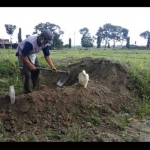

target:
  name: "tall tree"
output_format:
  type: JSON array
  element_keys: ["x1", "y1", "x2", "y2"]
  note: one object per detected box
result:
[
  {"x1": 33, "y1": 22, "x2": 64, "y2": 49},
  {"x1": 140, "y1": 31, "x2": 150, "y2": 49},
  {"x1": 81, "y1": 33, "x2": 93, "y2": 48},
  {"x1": 26, "y1": 35, "x2": 30, "y2": 38},
  {"x1": 69, "y1": 38, "x2": 71, "y2": 48},
  {"x1": 79, "y1": 27, "x2": 93, "y2": 48},
  {"x1": 119, "y1": 28, "x2": 129, "y2": 46},
  {"x1": 109, "y1": 25, "x2": 129, "y2": 49},
  {"x1": 79, "y1": 27, "x2": 89, "y2": 35},
  {"x1": 110, "y1": 25, "x2": 122, "y2": 49},
  {"x1": 4, "y1": 24, "x2": 16, "y2": 48},
  {"x1": 95, "y1": 24, "x2": 128, "y2": 49},
  {"x1": 95, "y1": 27, "x2": 104, "y2": 48},
  {"x1": 34, "y1": 22, "x2": 60, "y2": 34},
  {"x1": 126, "y1": 37, "x2": 130, "y2": 49},
  {"x1": 18, "y1": 28, "x2": 22, "y2": 43},
  {"x1": 102, "y1": 23, "x2": 112, "y2": 48}
]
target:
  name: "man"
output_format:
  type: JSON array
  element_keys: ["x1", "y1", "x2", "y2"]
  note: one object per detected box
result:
[{"x1": 16, "y1": 29, "x2": 57, "y2": 94}]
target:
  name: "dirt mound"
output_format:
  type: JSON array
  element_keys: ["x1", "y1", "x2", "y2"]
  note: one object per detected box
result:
[{"x1": 0, "y1": 57, "x2": 137, "y2": 142}]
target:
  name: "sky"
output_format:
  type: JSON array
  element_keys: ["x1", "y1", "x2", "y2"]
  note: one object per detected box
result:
[{"x1": 0, "y1": 7, "x2": 150, "y2": 46}]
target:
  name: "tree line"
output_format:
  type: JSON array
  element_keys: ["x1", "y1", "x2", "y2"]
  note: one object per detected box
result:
[{"x1": 3, "y1": 22, "x2": 150, "y2": 50}]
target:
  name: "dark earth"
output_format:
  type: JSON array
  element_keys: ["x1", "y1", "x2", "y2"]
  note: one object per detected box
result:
[{"x1": 0, "y1": 57, "x2": 150, "y2": 142}]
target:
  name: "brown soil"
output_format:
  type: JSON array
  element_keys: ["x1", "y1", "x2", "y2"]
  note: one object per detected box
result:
[{"x1": 0, "y1": 57, "x2": 149, "y2": 142}]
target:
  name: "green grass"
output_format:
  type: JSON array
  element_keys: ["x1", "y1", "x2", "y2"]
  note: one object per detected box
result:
[{"x1": 109, "y1": 114, "x2": 131, "y2": 131}]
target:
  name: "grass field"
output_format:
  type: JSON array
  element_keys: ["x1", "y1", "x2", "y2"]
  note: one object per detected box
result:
[{"x1": 1, "y1": 48, "x2": 150, "y2": 65}]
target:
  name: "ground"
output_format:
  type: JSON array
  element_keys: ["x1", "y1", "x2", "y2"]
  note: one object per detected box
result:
[{"x1": 0, "y1": 57, "x2": 150, "y2": 142}]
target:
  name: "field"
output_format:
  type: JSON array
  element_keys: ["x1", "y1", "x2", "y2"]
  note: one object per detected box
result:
[{"x1": 0, "y1": 48, "x2": 150, "y2": 142}]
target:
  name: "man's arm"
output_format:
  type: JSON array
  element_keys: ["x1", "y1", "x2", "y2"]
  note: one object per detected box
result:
[
  {"x1": 42, "y1": 46, "x2": 57, "y2": 72},
  {"x1": 20, "y1": 53, "x2": 36, "y2": 70},
  {"x1": 20, "y1": 42, "x2": 36, "y2": 70},
  {"x1": 44, "y1": 55, "x2": 56, "y2": 71}
]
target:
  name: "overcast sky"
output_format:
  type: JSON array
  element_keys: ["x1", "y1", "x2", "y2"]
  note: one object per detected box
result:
[{"x1": 0, "y1": 7, "x2": 150, "y2": 46}]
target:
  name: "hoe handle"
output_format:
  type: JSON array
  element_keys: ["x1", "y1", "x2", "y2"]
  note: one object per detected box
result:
[{"x1": 20, "y1": 67, "x2": 70, "y2": 74}]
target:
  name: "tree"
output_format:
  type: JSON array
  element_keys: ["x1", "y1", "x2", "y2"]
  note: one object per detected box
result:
[
  {"x1": 126, "y1": 37, "x2": 130, "y2": 49},
  {"x1": 107, "y1": 42, "x2": 110, "y2": 48},
  {"x1": 81, "y1": 33, "x2": 93, "y2": 48},
  {"x1": 64, "y1": 44, "x2": 69, "y2": 48},
  {"x1": 79, "y1": 27, "x2": 89, "y2": 35},
  {"x1": 109, "y1": 25, "x2": 129, "y2": 49},
  {"x1": 69, "y1": 38, "x2": 71, "y2": 49},
  {"x1": 58, "y1": 30, "x2": 64, "y2": 50},
  {"x1": 119, "y1": 28, "x2": 129, "y2": 46},
  {"x1": 34, "y1": 22, "x2": 50, "y2": 34},
  {"x1": 79, "y1": 27, "x2": 94, "y2": 48},
  {"x1": 102, "y1": 23, "x2": 112, "y2": 49},
  {"x1": 26, "y1": 35, "x2": 30, "y2": 38},
  {"x1": 140, "y1": 31, "x2": 150, "y2": 49},
  {"x1": 34, "y1": 22, "x2": 60, "y2": 34},
  {"x1": 95, "y1": 27, "x2": 104, "y2": 48},
  {"x1": 109, "y1": 25, "x2": 122, "y2": 49},
  {"x1": 4, "y1": 24, "x2": 16, "y2": 48},
  {"x1": 18, "y1": 28, "x2": 22, "y2": 43},
  {"x1": 51, "y1": 32, "x2": 63, "y2": 50},
  {"x1": 33, "y1": 22, "x2": 64, "y2": 50}
]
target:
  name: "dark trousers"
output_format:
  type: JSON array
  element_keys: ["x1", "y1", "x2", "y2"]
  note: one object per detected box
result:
[{"x1": 18, "y1": 55, "x2": 40, "y2": 92}]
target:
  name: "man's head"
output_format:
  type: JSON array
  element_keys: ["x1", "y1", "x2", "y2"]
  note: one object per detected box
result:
[{"x1": 39, "y1": 29, "x2": 53, "y2": 45}]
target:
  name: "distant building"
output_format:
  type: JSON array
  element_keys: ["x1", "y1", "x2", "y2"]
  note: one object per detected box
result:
[
  {"x1": 0, "y1": 38, "x2": 10, "y2": 44},
  {"x1": 0, "y1": 38, "x2": 10, "y2": 49}
]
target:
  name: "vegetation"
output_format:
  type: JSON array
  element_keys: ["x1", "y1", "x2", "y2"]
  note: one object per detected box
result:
[
  {"x1": 140, "y1": 31, "x2": 150, "y2": 49},
  {"x1": 2, "y1": 21, "x2": 150, "y2": 51},
  {"x1": 18, "y1": 28, "x2": 22, "y2": 43},
  {"x1": 26, "y1": 35, "x2": 30, "y2": 38},
  {"x1": 4, "y1": 24, "x2": 16, "y2": 47},
  {"x1": 33, "y1": 22, "x2": 64, "y2": 50},
  {"x1": 93, "y1": 23, "x2": 129, "y2": 49},
  {"x1": 69, "y1": 38, "x2": 71, "y2": 49},
  {"x1": 79, "y1": 27, "x2": 94, "y2": 48}
]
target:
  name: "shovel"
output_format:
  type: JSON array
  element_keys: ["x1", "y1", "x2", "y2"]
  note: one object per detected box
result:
[{"x1": 20, "y1": 67, "x2": 70, "y2": 87}]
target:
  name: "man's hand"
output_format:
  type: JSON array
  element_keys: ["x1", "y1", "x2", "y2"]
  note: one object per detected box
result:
[
  {"x1": 51, "y1": 66, "x2": 57, "y2": 72},
  {"x1": 29, "y1": 65, "x2": 36, "y2": 71},
  {"x1": 20, "y1": 53, "x2": 37, "y2": 71},
  {"x1": 44, "y1": 55, "x2": 57, "y2": 72}
]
